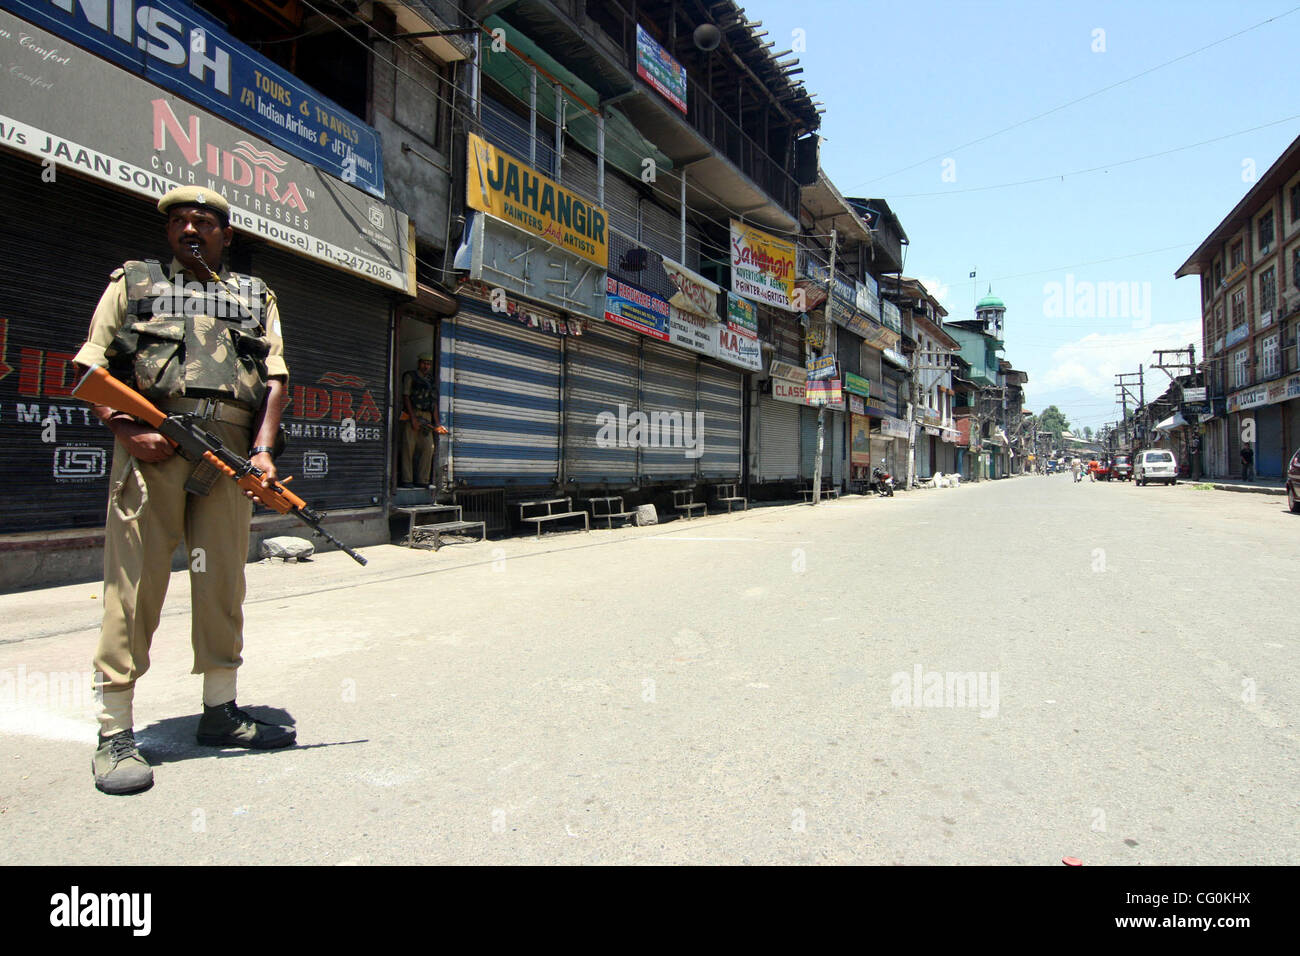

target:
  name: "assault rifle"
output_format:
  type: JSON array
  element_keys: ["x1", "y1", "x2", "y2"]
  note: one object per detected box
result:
[{"x1": 73, "y1": 366, "x2": 367, "y2": 566}]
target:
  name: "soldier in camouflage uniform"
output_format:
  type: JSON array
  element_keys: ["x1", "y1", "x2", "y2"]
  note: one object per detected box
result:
[
  {"x1": 400, "y1": 352, "x2": 438, "y2": 486},
  {"x1": 74, "y1": 187, "x2": 295, "y2": 795}
]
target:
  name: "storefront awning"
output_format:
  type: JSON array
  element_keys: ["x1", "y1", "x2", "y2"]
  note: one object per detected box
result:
[{"x1": 1155, "y1": 412, "x2": 1189, "y2": 431}]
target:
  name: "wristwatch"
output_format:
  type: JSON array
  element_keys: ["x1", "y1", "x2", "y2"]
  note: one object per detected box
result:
[{"x1": 249, "y1": 446, "x2": 276, "y2": 457}]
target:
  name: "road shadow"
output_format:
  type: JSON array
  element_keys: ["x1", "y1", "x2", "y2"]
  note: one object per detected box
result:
[{"x1": 136, "y1": 707, "x2": 367, "y2": 765}]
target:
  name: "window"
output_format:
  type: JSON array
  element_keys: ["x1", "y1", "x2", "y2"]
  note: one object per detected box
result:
[
  {"x1": 1259, "y1": 210, "x2": 1275, "y2": 252},
  {"x1": 1213, "y1": 258, "x2": 1224, "y2": 287},
  {"x1": 1231, "y1": 287, "x2": 1246, "y2": 328},
  {"x1": 1259, "y1": 266, "x2": 1276, "y2": 325},
  {"x1": 1230, "y1": 239, "x2": 1244, "y2": 269},
  {"x1": 1214, "y1": 301, "x2": 1225, "y2": 344},
  {"x1": 1292, "y1": 182, "x2": 1300, "y2": 227},
  {"x1": 1233, "y1": 348, "x2": 1250, "y2": 389},
  {"x1": 1293, "y1": 246, "x2": 1300, "y2": 293},
  {"x1": 1261, "y1": 333, "x2": 1280, "y2": 379}
]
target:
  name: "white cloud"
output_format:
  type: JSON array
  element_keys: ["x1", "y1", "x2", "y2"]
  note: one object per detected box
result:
[
  {"x1": 1038, "y1": 320, "x2": 1202, "y2": 403},
  {"x1": 910, "y1": 274, "x2": 954, "y2": 316}
]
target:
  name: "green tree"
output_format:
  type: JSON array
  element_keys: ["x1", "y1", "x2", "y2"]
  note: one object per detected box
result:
[
  {"x1": 1083, "y1": 426, "x2": 1093, "y2": 440},
  {"x1": 1038, "y1": 405, "x2": 1071, "y2": 449}
]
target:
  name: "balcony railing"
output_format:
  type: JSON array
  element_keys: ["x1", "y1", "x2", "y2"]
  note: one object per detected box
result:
[{"x1": 595, "y1": 3, "x2": 801, "y2": 219}]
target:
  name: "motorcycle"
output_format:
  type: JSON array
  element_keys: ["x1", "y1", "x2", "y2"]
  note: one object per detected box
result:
[{"x1": 871, "y1": 466, "x2": 895, "y2": 497}]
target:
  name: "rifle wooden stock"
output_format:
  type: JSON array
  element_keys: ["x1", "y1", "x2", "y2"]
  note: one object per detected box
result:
[{"x1": 72, "y1": 365, "x2": 367, "y2": 565}]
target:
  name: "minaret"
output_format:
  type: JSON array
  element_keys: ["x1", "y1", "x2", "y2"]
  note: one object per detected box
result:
[{"x1": 975, "y1": 285, "x2": 1005, "y2": 342}]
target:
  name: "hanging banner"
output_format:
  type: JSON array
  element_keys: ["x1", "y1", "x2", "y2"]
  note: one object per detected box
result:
[
  {"x1": 466, "y1": 132, "x2": 608, "y2": 267},
  {"x1": 731, "y1": 220, "x2": 797, "y2": 311},
  {"x1": 636, "y1": 23, "x2": 687, "y2": 113},
  {"x1": 807, "y1": 355, "x2": 838, "y2": 380},
  {"x1": 604, "y1": 276, "x2": 669, "y2": 340},
  {"x1": 662, "y1": 257, "x2": 719, "y2": 318},
  {"x1": 843, "y1": 372, "x2": 871, "y2": 397},
  {"x1": 5, "y1": 0, "x2": 385, "y2": 197},
  {"x1": 805, "y1": 378, "x2": 843, "y2": 406}
]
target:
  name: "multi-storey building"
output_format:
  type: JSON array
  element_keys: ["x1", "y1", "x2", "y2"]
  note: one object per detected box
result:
[{"x1": 1175, "y1": 133, "x2": 1300, "y2": 479}]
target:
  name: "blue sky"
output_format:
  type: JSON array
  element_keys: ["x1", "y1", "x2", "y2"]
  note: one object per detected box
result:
[{"x1": 749, "y1": 0, "x2": 1300, "y2": 432}]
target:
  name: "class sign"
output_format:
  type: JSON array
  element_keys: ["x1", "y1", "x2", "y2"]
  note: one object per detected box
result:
[{"x1": 466, "y1": 133, "x2": 608, "y2": 268}]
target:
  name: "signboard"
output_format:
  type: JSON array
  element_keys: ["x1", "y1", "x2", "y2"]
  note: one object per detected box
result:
[
  {"x1": 1225, "y1": 324, "x2": 1249, "y2": 348},
  {"x1": 662, "y1": 258, "x2": 719, "y2": 319},
  {"x1": 635, "y1": 23, "x2": 687, "y2": 113},
  {"x1": 881, "y1": 299, "x2": 901, "y2": 333},
  {"x1": 770, "y1": 359, "x2": 804, "y2": 383},
  {"x1": 772, "y1": 378, "x2": 807, "y2": 404},
  {"x1": 879, "y1": 416, "x2": 909, "y2": 439},
  {"x1": 805, "y1": 378, "x2": 842, "y2": 406},
  {"x1": 0, "y1": 8, "x2": 412, "y2": 291},
  {"x1": 5, "y1": 0, "x2": 385, "y2": 197},
  {"x1": 1182, "y1": 387, "x2": 1207, "y2": 403},
  {"x1": 730, "y1": 220, "x2": 797, "y2": 311},
  {"x1": 667, "y1": 306, "x2": 713, "y2": 354},
  {"x1": 727, "y1": 293, "x2": 758, "y2": 334},
  {"x1": 717, "y1": 295, "x2": 760, "y2": 371},
  {"x1": 857, "y1": 273, "x2": 880, "y2": 319},
  {"x1": 848, "y1": 394, "x2": 866, "y2": 415},
  {"x1": 1227, "y1": 385, "x2": 1268, "y2": 413},
  {"x1": 605, "y1": 276, "x2": 669, "y2": 339},
  {"x1": 843, "y1": 372, "x2": 871, "y2": 397},
  {"x1": 862, "y1": 325, "x2": 900, "y2": 351},
  {"x1": 806, "y1": 354, "x2": 837, "y2": 380},
  {"x1": 456, "y1": 213, "x2": 604, "y2": 319},
  {"x1": 467, "y1": 133, "x2": 608, "y2": 267},
  {"x1": 882, "y1": 347, "x2": 909, "y2": 369},
  {"x1": 851, "y1": 413, "x2": 872, "y2": 466}
]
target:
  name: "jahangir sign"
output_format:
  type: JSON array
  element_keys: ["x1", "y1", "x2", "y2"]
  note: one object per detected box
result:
[
  {"x1": 467, "y1": 133, "x2": 608, "y2": 268},
  {"x1": 0, "y1": 8, "x2": 412, "y2": 291},
  {"x1": 730, "y1": 220, "x2": 797, "y2": 312}
]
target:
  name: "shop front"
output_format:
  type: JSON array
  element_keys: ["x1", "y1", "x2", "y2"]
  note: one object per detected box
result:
[{"x1": 0, "y1": 5, "x2": 413, "y2": 587}]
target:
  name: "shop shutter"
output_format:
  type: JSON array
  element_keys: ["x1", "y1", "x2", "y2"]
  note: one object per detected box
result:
[
  {"x1": 768, "y1": 310, "x2": 803, "y2": 365},
  {"x1": 481, "y1": 95, "x2": 555, "y2": 176},
  {"x1": 697, "y1": 358, "x2": 742, "y2": 479},
  {"x1": 800, "y1": 405, "x2": 835, "y2": 480},
  {"x1": 640, "y1": 199, "x2": 681, "y2": 265},
  {"x1": 1257, "y1": 404, "x2": 1284, "y2": 477},
  {"x1": 640, "y1": 340, "x2": 698, "y2": 481},
  {"x1": 604, "y1": 173, "x2": 641, "y2": 240},
  {"x1": 564, "y1": 321, "x2": 639, "y2": 483},
  {"x1": 249, "y1": 246, "x2": 393, "y2": 514},
  {"x1": 837, "y1": 327, "x2": 862, "y2": 377},
  {"x1": 0, "y1": 151, "x2": 159, "y2": 534},
  {"x1": 756, "y1": 396, "x2": 800, "y2": 481},
  {"x1": 444, "y1": 301, "x2": 562, "y2": 486}
]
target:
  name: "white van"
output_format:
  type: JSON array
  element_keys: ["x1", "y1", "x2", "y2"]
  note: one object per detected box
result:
[{"x1": 1135, "y1": 449, "x2": 1177, "y2": 486}]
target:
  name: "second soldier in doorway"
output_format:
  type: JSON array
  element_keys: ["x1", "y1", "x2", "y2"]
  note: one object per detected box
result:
[{"x1": 401, "y1": 352, "x2": 440, "y2": 486}]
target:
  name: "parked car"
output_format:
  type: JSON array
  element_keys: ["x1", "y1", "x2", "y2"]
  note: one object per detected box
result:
[
  {"x1": 1111, "y1": 454, "x2": 1133, "y2": 481},
  {"x1": 1135, "y1": 449, "x2": 1178, "y2": 486},
  {"x1": 1287, "y1": 448, "x2": 1300, "y2": 514}
]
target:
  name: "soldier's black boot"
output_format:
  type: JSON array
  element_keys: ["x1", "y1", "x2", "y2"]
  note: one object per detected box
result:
[
  {"x1": 196, "y1": 701, "x2": 296, "y2": 749},
  {"x1": 93, "y1": 730, "x2": 154, "y2": 795}
]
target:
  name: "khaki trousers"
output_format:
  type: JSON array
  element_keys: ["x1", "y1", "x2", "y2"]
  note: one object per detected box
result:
[
  {"x1": 401, "y1": 415, "x2": 435, "y2": 485},
  {"x1": 94, "y1": 420, "x2": 253, "y2": 692}
]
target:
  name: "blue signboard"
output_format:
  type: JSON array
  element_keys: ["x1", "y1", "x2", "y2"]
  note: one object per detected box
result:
[
  {"x1": 605, "y1": 276, "x2": 670, "y2": 340},
  {"x1": 3, "y1": 0, "x2": 384, "y2": 197}
]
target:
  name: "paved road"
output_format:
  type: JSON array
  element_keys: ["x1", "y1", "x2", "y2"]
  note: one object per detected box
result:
[{"x1": 2, "y1": 476, "x2": 1296, "y2": 864}]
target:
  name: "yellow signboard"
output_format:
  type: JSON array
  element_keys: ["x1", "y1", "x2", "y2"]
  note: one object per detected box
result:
[
  {"x1": 466, "y1": 133, "x2": 609, "y2": 268},
  {"x1": 730, "y1": 219, "x2": 797, "y2": 311}
]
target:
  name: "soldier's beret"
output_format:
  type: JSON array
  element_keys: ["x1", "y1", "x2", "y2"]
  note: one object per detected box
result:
[
  {"x1": 158, "y1": 186, "x2": 230, "y2": 223},
  {"x1": 418, "y1": 352, "x2": 434, "y2": 362}
]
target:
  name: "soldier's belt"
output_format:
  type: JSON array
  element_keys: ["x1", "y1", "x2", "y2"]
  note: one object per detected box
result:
[{"x1": 156, "y1": 397, "x2": 254, "y2": 427}]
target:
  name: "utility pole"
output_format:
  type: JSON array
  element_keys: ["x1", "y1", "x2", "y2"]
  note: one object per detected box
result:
[
  {"x1": 811, "y1": 227, "x2": 836, "y2": 505},
  {"x1": 1116, "y1": 369, "x2": 1145, "y2": 451},
  {"x1": 1152, "y1": 343, "x2": 1199, "y2": 477}
]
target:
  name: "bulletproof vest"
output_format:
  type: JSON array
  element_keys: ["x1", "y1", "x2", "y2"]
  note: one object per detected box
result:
[
  {"x1": 105, "y1": 259, "x2": 273, "y2": 407},
  {"x1": 406, "y1": 370, "x2": 436, "y2": 413}
]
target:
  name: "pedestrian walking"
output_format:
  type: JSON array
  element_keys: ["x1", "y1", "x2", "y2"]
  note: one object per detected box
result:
[{"x1": 74, "y1": 187, "x2": 296, "y2": 796}]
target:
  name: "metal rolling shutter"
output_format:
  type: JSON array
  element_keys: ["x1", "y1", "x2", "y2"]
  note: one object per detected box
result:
[
  {"x1": 1257, "y1": 404, "x2": 1284, "y2": 477},
  {"x1": 837, "y1": 327, "x2": 862, "y2": 377},
  {"x1": 767, "y1": 309, "x2": 803, "y2": 364},
  {"x1": 0, "y1": 151, "x2": 158, "y2": 534},
  {"x1": 756, "y1": 396, "x2": 800, "y2": 481},
  {"x1": 832, "y1": 410, "x2": 845, "y2": 485},
  {"x1": 564, "y1": 321, "x2": 639, "y2": 483},
  {"x1": 697, "y1": 358, "x2": 742, "y2": 479},
  {"x1": 481, "y1": 95, "x2": 556, "y2": 177},
  {"x1": 641, "y1": 199, "x2": 681, "y2": 265},
  {"x1": 800, "y1": 405, "x2": 835, "y2": 479},
  {"x1": 444, "y1": 302, "x2": 562, "y2": 486},
  {"x1": 640, "y1": 340, "x2": 698, "y2": 481},
  {"x1": 250, "y1": 246, "x2": 392, "y2": 513},
  {"x1": 604, "y1": 174, "x2": 641, "y2": 240}
]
